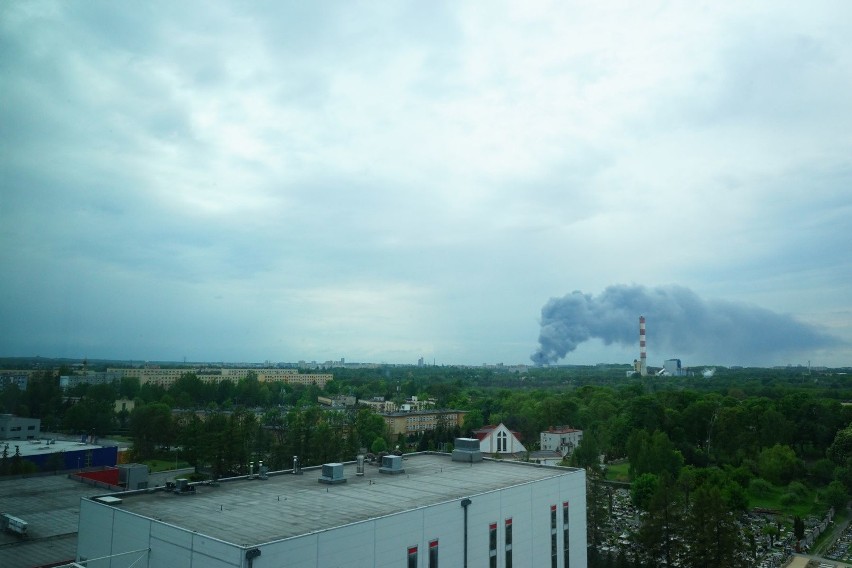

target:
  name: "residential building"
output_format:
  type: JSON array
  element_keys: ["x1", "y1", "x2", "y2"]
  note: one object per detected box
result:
[
  {"x1": 75, "y1": 447, "x2": 587, "y2": 567},
  {"x1": 317, "y1": 395, "x2": 356, "y2": 408},
  {"x1": 399, "y1": 396, "x2": 436, "y2": 412},
  {"x1": 0, "y1": 371, "x2": 29, "y2": 391},
  {"x1": 361, "y1": 397, "x2": 398, "y2": 413},
  {"x1": 382, "y1": 410, "x2": 467, "y2": 436},
  {"x1": 105, "y1": 367, "x2": 331, "y2": 389},
  {"x1": 114, "y1": 398, "x2": 136, "y2": 414},
  {"x1": 541, "y1": 426, "x2": 584, "y2": 459}
]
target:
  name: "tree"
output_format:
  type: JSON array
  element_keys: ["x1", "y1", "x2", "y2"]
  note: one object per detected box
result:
[
  {"x1": 0, "y1": 383, "x2": 23, "y2": 414},
  {"x1": 793, "y1": 515, "x2": 805, "y2": 544},
  {"x1": 129, "y1": 403, "x2": 173, "y2": 460},
  {"x1": 635, "y1": 473, "x2": 682, "y2": 567},
  {"x1": 119, "y1": 377, "x2": 141, "y2": 400},
  {"x1": 462, "y1": 409, "x2": 484, "y2": 433},
  {"x1": 628, "y1": 430, "x2": 683, "y2": 480},
  {"x1": 682, "y1": 484, "x2": 749, "y2": 568},
  {"x1": 631, "y1": 473, "x2": 659, "y2": 510},
  {"x1": 758, "y1": 444, "x2": 802, "y2": 486},
  {"x1": 371, "y1": 437, "x2": 388, "y2": 454},
  {"x1": 824, "y1": 480, "x2": 848, "y2": 510},
  {"x1": 355, "y1": 408, "x2": 386, "y2": 451}
]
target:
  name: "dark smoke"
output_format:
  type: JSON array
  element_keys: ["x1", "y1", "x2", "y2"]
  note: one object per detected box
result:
[{"x1": 531, "y1": 284, "x2": 842, "y2": 365}]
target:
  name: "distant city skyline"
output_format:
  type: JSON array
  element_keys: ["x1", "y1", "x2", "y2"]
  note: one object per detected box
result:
[{"x1": 2, "y1": 2, "x2": 850, "y2": 368}]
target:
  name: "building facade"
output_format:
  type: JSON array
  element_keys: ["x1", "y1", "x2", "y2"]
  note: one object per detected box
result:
[
  {"x1": 541, "y1": 427, "x2": 584, "y2": 458},
  {"x1": 0, "y1": 414, "x2": 40, "y2": 440},
  {"x1": 473, "y1": 423, "x2": 527, "y2": 457},
  {"x1": 76, "y1": 450, "x2": 586, "y2": 568},
  {"x1": 105, "y1": 367, "x2": 332, "y2": 389},
  {"x1": 0, "y1": 371, "x2": 30, "y2": 391},
  {"x1": 382, "y1": 410, "x2": 467, "y2": 436}
]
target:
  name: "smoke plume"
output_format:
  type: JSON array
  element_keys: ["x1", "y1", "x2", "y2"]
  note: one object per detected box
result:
[{"x1": 531, "y1": 284, "x2": 841, "y2": 365}]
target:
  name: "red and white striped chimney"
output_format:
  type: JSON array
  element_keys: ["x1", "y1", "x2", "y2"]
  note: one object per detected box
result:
[{"x1": 639, "y1": 315, "x2": 647, "y2": 376}]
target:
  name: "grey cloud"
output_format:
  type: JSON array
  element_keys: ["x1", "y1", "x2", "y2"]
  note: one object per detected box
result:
[{"x1": 531, "y1": 284, "x2": 844, "y2": 366}]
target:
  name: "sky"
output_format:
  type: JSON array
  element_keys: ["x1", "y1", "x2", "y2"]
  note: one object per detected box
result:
[{"x1": 1, "y1": 1, "x2": 851, "y2": 368}]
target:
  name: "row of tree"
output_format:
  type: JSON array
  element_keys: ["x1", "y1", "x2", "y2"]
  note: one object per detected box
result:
[{"x1": 4, "y1": 363, "x2": 852, "y2": 566}]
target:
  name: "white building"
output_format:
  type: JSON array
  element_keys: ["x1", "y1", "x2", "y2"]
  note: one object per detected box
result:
[
  {"x1": 75, "y1": 443, "x2": 586, "y2": 568},
  {"x1": 473, "y1": 423, "x2": 528, "y2": 457},
  {"x1": 663, "y1": 359, "x2": 685, "y2": 377},
  {"x1": 0, "y1": 414, "x2": 40, "y2": 440},
  {"x1": 541, "y1": 426, "x2": 584, "y2": 458}
]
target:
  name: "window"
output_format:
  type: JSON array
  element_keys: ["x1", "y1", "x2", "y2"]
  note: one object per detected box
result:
[
  {"x1": 489, "y1": 522, "x2": 498, "y2": 568},
  {"x1": 563, "y1": 501, "x2": 570, "y2": 567},
  {"x1": 407, "y1": 545, "x2": 417, "y2": 568},
  {"x1": 550, "y1": 505, "x2": 557, "y2": 568},
  {"x1": 429, "y1": 539, "x2": 438, "y2": 568},
  {"x1": 505, "y1": 518, "x2": 513, "y2": 568},
  {"x1": 497, "y1": 430, "x2": 507, "y2": 452}
]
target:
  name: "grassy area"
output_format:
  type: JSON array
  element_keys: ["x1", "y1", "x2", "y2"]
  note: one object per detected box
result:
[
  {"x1": 143, "y1": 459, "x2": 192, "y2": 473},
  {"x1": 747, "y1": 482, "x2": 826, "y2": 518},
  {"x1": 606, "y1": 462, "x2": 630, "y2": 483},
  {"x1": 108, "y1": 434, "x2": 133, "y2": 443}
]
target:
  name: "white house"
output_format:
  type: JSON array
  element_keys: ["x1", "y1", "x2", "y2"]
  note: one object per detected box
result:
[
  {"x1": 473, "y1": 423, "x2": 527, "y2": 457},
  {"x1": 541, "y1": 426, "x2": 584, "y2": 458}
]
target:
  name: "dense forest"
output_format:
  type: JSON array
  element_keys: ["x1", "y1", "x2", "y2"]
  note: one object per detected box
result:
[{"x1": 3, "y1": 363, "x2": 852, "y2": 566}]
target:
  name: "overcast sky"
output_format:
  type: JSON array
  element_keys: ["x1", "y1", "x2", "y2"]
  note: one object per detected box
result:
[{"x1": 2, "y1": 1, "x2": 850, "y2": 367}]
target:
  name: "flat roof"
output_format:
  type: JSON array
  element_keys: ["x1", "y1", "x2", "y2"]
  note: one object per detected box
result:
[
  {"x1": 2, "y1": 439, "x2": 108, "y2": 457},
  {"x1": 91, "y1": 453, "x2": 581, "y2": 547},
  {"x1": 0, "y1": 474, "x2": 106, "y2": 568},
  {"x1": 381, "y1": 409, "x2": 466, "y2": 416}
]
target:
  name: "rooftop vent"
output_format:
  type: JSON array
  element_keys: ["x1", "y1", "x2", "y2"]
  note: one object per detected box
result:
[
  {"x1": 173, "y1": 478, "x2": 196, "y2": 495},
  {"x1": 318, "y1": 463, "x2": 347, "y2": 485},
  {"x1": 452, "y1": 437, "x2": 483, "y2": 463},
  {"x1": 95, "y1": 496, "x2": 123, "y2": 505},
  {"x1": 379, "y1": 454, "x2": 405, "y2": 475}
]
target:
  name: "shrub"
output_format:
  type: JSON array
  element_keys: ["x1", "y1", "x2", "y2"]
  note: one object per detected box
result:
[{"x1": 748, "y1": 477, "x2": 774, "y2": 498}]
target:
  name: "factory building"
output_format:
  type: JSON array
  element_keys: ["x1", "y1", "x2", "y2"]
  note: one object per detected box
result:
[
  {"x1": 0, "y1": 414, "x2": 40, "y2": 440},
  {"x1": 75, "y1": 442, "x2": 587, "y2": 568},
  {"x1": 5, "y1": 438, "x2": 118, "y2": 471},
  {"x1": 663, "y1": 358, "x2": 686, "y2": 377}
]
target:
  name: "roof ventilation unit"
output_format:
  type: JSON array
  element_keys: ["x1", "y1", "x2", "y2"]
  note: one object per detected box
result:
[
  {"x1": 379, "y1": 454, "x2": 405, "y2": 475},
  {"x1": 452, "y1": 437, "x2": 483, "y2": 463},
  {"x1": 318, "y1": 463, "x2": 347, "y2": 485},
  {"x1": 173, "y1": 478, "x2": 196, "y2": 495}
]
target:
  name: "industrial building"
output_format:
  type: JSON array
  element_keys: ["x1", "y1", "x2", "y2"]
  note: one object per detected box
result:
[
  {"x1": 6, "y1": 437, "x2": 118, "y2": 471},
  {"x1": 75, "y1": 442, "x2": 587, "y2": 568},
  {"x1": 663, "y1": 358, "x2": 686, "y2": 377},
  {"x1": 0, "y1": 414, "x2": 40, "y2": 440}
]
